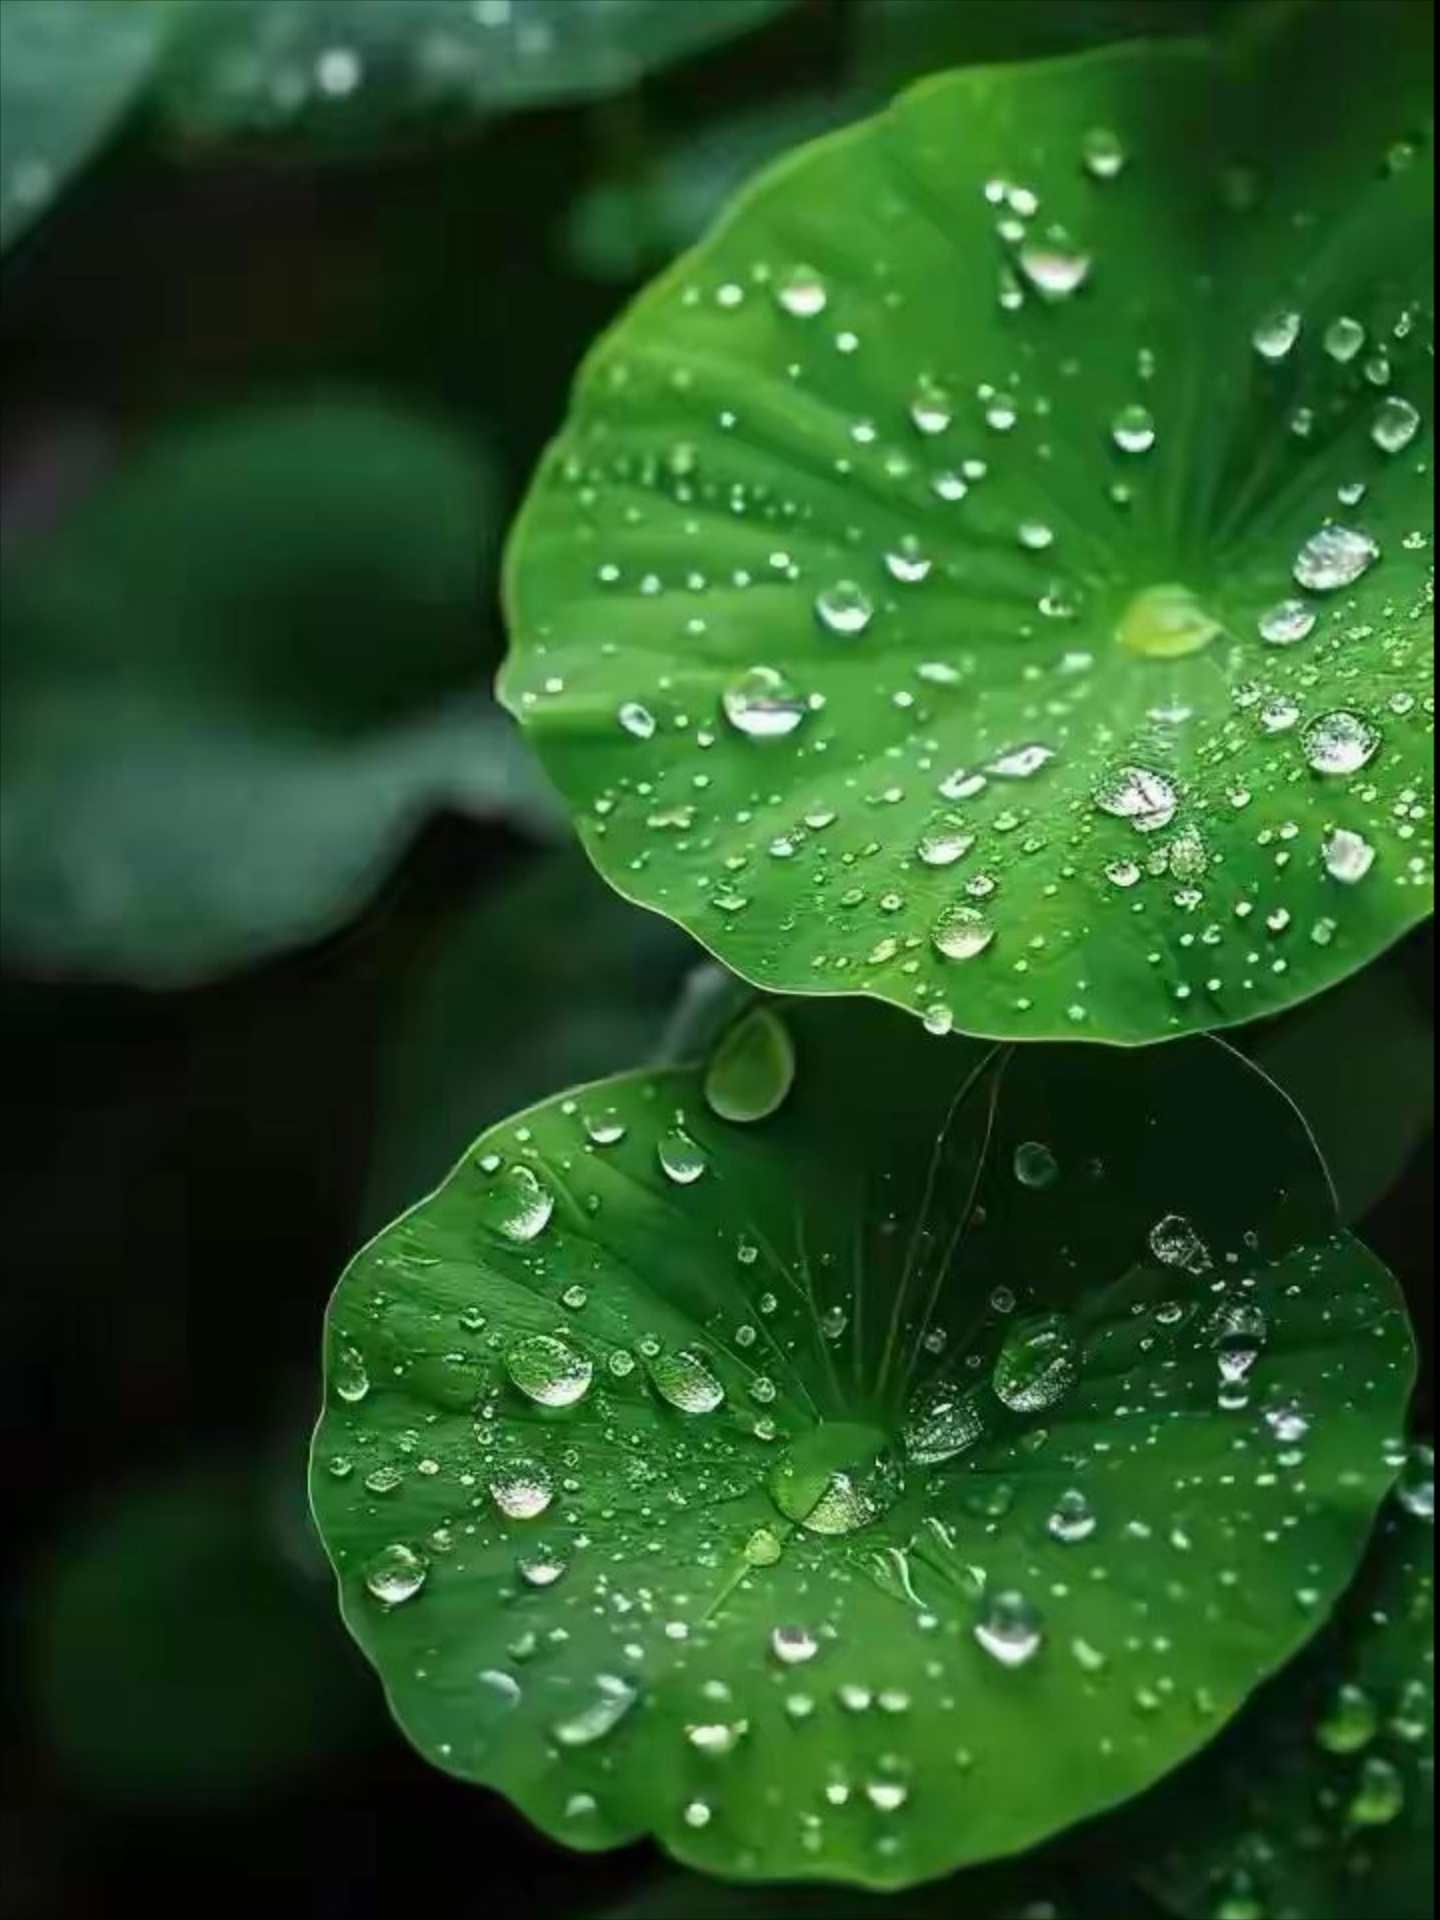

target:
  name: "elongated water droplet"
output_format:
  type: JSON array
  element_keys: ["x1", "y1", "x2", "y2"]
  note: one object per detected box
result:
[
  {"x1": 1324, "y1": 827, "x2": 1377, "y2": 884},
  {"x1": 552, "y1": 1676, "x2": 639, "y2": 1749},
  {"x1": 1095, "y1": 765, "x2": 1179, "y2": 833},
  {"x1": 723, "y1": 666, "x2": 807, "y2": 740},
  {"x1": 705, "y1": 1009, "x2": 796, "y2": 1123},
  {"x1": 1259, "y1": 599, "x2": 1318, "y2": 646},
  {"x1": 932, "y1": 902, "x2": 995, "y2": 961},
  {"x1": 1294, "y1": 524, "x2": 1380, "y2": 591},
  {"x1": 658, "y1": 1125, "x2": 708, "y2": 1185},
  {"x1": 1303, "y1": 710, "x2": 1382, "y2": 775},
  {"x1": 974, "y1": 1590, "x2": 1045, "y2": 1668},
  {"x1": 648, "y1": 1348, "x2": 725, "y2": 1414},
  {"x1": 478, "y1": 1163, "x2": 555, "y2": 1244},
  {"x1": 333, "y1": 1344, "x2": 370, "y2": 1404},
  {"x1": 365, "y1": 1543, "x2": 428, "y2": 1605},
  {"x1": 506, "y1": 1334, "x2": 593, "y2": 1408},
  {"x1": 815, "y1": 580, "x2": 874, "y2": 636},
  {"x1": 618, "y1": 701, "x2": 657, "y2": 740},
  {"x1": 988, "y1": 742, "x2": 1056, "y2": 779},
  {"x1": 993, "y1": 1314, "x2": 1080, "y2": 1413},
  {"x1": 770, "y1": 1424, "x2": 904, "y2": 1536}
]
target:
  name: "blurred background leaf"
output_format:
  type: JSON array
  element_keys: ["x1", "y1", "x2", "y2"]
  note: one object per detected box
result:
[
  {"x1": 0, "y1": 0, "x2": 175, "y2": 254},
  {"x1": 155, "y1": 0, "x2": 799, "y2": 156},
  {"x1": 0, "y1": 400, "x2": 560, "y2": 985}
]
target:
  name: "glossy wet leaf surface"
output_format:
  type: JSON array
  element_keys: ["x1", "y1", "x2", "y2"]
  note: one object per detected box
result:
[
  {"x1": 0, "y1": 401, "x2": 559, "y2": 985},
  {"x1": 313, "y1": 999, "x2": 1414, "y2": 1889},
  {"x1": 0, "y1": 0, "x2": 172, "y2": 252},
  {"x1": 1143, "y1": 1483, "x2": 1435, "y2": 1920},
  {"x1": 157, "y1": 0, "x2": 795, "y2": 156},
  {"x1": 504, "y1": 5, "x2": 1435, "y2": 1044}
]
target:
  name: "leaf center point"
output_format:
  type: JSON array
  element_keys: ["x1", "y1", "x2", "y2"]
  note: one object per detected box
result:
[{"x1": 1117, "y1": 584, "x2": 1224, "y2": 661}]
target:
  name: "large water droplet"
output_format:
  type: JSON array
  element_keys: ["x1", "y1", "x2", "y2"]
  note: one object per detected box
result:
[
  {"x1": 932, "y1": 902, "x2": 995, "y2": 961},
  {"x1": 705, "y1": 1008, "x2": 796, "y2": 1124},
  {"x1": 1324, "y1": 827, "x2": 1377, "y2": 884},
  {"x1": 333, "y1": 1344, "x2": 370, "y2": 1404},
  {"x1": 1372, "y1": 396, "x2": 1422, "y2": 454},
  {"x1": 1253, "y1": 307, "x2": 1302, "y2": 362},
  {"x1": 1019, "y1": 233, "x2": 1092, "y2": 299},
  {"x1": 1294, "y1": 525, "x2": 1380, "y2": 591},
  {"x1": 815, "y1": 580, "x2": 875, "y2": 636},
  {"x1": 904, "y1": 1379, "x2": 985, "y2": 1465},
  {"x1": 1149, "y1": 1213, "x2": 1211, "y2": 1273},
  {"x1": 1014, "y1": 1142, "x2": 1060, "y2": 1190},
  {"x1": 1112, "y1": 404, "x2": 1157, "y2": 454},
  {"x1": 988, "y1": 742, "x2": 1056, "y2": 780},
  {"x1": 771, "y1": 1626, "x2": 820, "y2": 1667},
  {"x1": 1259, "y1": 599, "x2": 1318, "y2": 646},
  {"x1": 974, "y1": 1590, "x2": 1045, "y2": 1668},
  {"x1": 993, "y1": 1314, "x2": 1081, "y2": 1413},
  {"x1": 490, "y1": 1460, "x2": 555, "y2": 1520},
  {"x1": 1303, "y1": 710, "x2": 1382, "y2": 775},
  {"x1": 769, "y1": 1424, "x2": 904, "y2": 1536},
  {"x1": 918, "y1": 818, "x2": 975, "y2": 867},
  {"x1": 1324, "y1": 315, "x2": 1367, "y2": 363},
  {"x1": 478, "y1": 1163, "x2": 555, "y2": 1244},
  {"x1": 775, "y1": 266, "x2": 827, "y2": 318},
  {"x1": 552, "y1": 1676, "x2": 640, "y2": 1749},
  {"x1": 506, "y1": 1334, "x2": 593, "y2": 1408},
  {"x1": 723, "y1": 666, "x2": 807, "y2": 740},
  {"x1": 1316, "y1": 1683, "x2": 1381, "y2": 1755},
  {"x1": 1349, "y1": 1755, "x2": 1406, "y2": 1827},
  {"x1": 648, "y1": 1348, "x2": 725, "y2": 1415},
  {"x1": 1095, "y1": 764, "x2": 1179, "y2": 833},
  {"x1": 658, "y1": 1125, "x2": 708, "y2": 1185},
  {"x1": 364, "y1": 1543, "x2": 428, "y2": 1605}
]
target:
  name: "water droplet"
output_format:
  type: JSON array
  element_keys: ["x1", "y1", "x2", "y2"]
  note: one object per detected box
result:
[
  {"x1": 993, "y1": 1314, "x2": 1081, "y2": 1414},
  {"x1": 1048, "y1": 1489, "x2": 1097, "y2": 1544},
  {"x1": 333, "y1": 1345, "x2": 370, "y2": 1404},
  {"x1": 490, "y1": 1460, "x2": 555, "y2": 1520},
  {"x1": 1253, "y1": 307, "x2": 1302, "y2": 362},
  {"x1": 648, "y1": 1348, "x2": 725, "y2": 1415},
  {"x1": 1112, "y1": 404, "x2": 1157, "y2": 453},
  {"x1": 519, "y1": 1552, "x2": 568, "y2": 1589},
  {"x1": 1324, "y1": 827, "x2": 1377, "y2": 884},
  {"x1": 478, "y1": 1162, "x2": 555, "y2": 1244},
  {"x1": 705, "y1": 1009, "x2": 796, "y2": 1124},
  {"x1": 584, "y1": 1108, "x2": 628, "y2": 1146},
  {"x1": 974, "y1": 1590, "x2": 1045, "y2": 1668},
  {"x1": 918, "y1": 818, "x2": 975, "y2": 867},
  {"x1": 1397, "y1": 1442, "x2": 1434, "y2": 1520},
  {"x1": 552, "y1": 1676, "x2": 639, "y2": 1749},
  {"x1": 1349, "y1": 1755, "x2": 1406, "y2": 1827},
  {"x1": 1324, "y1": 315, "x2": 1367, "y2": 363},
  {"x1": 1316, "y1": 1683, "x2": 1381, "y2": 1755},
  {"x1": 1095, "y1": 765, "x2": 1179, "y2": 834},
  {"x1": 1082, "y1": 128, "x2": 1127, "y2": 180},
  {"x1": 775, "y1": 266, "x2": 827, "y2": 318},
  {"x1": 988, "y1": 742, "x2": 1056, "y2": 780},
  {"x1": 1372, "y1": 396, "x2": 1422, "y2": 454},
  {"x1": 618, "y1": 701, "x2": 657, "y2": 740},
  {"x1": 1117, "y1": 585, "x2": 1221, "y2": 659},
  {"x1": 932, "y1": 902, "x2": 995, "y2": 961},
  {"x1": 1019, "y1": 234, "x2": 1092, "y2": 299},
  {"x1": 364, "y1": 1543, "x2": 428, "y2": 1605},
  {"x1": 770, "y1": 1424, "x2": 904, "y2": 1536},
  {"x1": 744, "y1": 1528, "x2": 783, "y2": 1569},
  {"x1": 506, "y1": 1334, "x2": 593, "y2": 1408},
  {"x1": 1014, "y1": 1142, "x2": 1060, "y2": 1190},
  {"x1": 1294, "y1": 524, "x2": 1380, "y2": 591},
  {"x1": 723, "y1": 666, "x2": 807, "y2": 740},
  {"x1": 815, "y1": 580, "x2": 874, "y2": 636},
  {"x1": 905, "y1": 1379, "x2": 985, "y2": 1465},
  {"x1": 1149, "y1": 1213, "x2": 1211, "y2": 1272},
  {"x1": 1259, "y1": 599, "x2": 1318, "y2": 646},
  {"x1": 911, "y1": 379, "x2": 954, "y2": 435},
  {"x1": 658, "y1": 1125, "x2": 708, "y2": 1185},
  {"x1": 1303, "y1": 710, "x2": 1382, "y2": 776},
  {"x1": 771, "y1": 1625, "x2": 820, "y2": 1667},
  {"x1": 885, "y1": 537, "x2": 933, "y2": 584}
]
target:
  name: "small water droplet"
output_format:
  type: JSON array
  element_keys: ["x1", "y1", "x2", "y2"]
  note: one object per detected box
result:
[
  {"x1": 771, "y1": 1625, "x2": 820, "y2": 1667},
  {"x1": 905, "y1": 1379, "x2": 985, "y2": 1465},
  {"x1": 974, "y1": 1590, "x2": 1045, "y2": 1668},
  {"x1": 584, "y1": 1108, "x2": 628, "y2": 1146},
  {"x1": 1014, "y1": 1142, "x2": 1060, "y2": 1190},
  {"x1": 1253, "y1": 307, "x2": 1303, "y2": 362},
  {"x1": 1324, "y1": 315, "x2": 1367, "y2": 363},
  {"x1": 815, "y1": 580, "x2": 875, "y2": 636},
  {"x1": 658, "y1": 1125, "x2": 708, "y2": 1185},
  {"x1": 1324, "y1": 827, "x2": 1377, "y2": 884},
  {"x1": 1349, "y1": 1755, "x2": 1406, "y2": 1827},
  {"x1": 1259, "y1": 599, "x2": 1318, "y2": 646},
  {"x1": 918, "y1": 818, "x2": 975, "y2": 868},
  {"x1": 1019, "y1": 234, "x2": 1092, "y2": 299},
  {"x1": 1095, "y1": 765, "x2": 1179, "y2": 834},
  {"x1": 723, "y1": 666, "x2": 807, "y2": 740},
  {"x1": 333, "y1": 1345, "x2": 370, "y2": 1404},
  {"x1": 1316, "y1": 1683, "x2": 1381, "y2": 1755},
  {"x1": 1048, "y1": 1489, "x2": 1097, "y2": 1544},
  {"x1": 1149, "y1": 1213, "x2": 1211, "y2": 1272},
  {"x1": 1397, "y1": 1442, "x2": 1434, "y2": 1520},
  {"x1": 775, "y1": 266, "x2": 827, "y2": 318},
  {"x1": 618, "y1": 701, "x2": 657, "y2": 740},
  {"x1": 1372, "y1": 396, "x2": 1422, "y2": 454},
  {"x1": 1112, "y1": 404, "x2": 1157, "y2": 454},
  {"x1": 1082, "y1": 127, "x2": 1127, "y2": 180}
]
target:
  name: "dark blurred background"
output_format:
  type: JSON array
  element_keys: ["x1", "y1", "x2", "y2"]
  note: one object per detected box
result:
[{"x1": 0, "y1": 4, "x2": 1430, "y2": 1918}]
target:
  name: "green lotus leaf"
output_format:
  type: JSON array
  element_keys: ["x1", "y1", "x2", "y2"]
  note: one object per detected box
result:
[
  {"x1": 156, "y1": 0, "x2": 795, "y2": 156},
  {"x1": 1143, "y1": 1478, "x2": 1435, "y2": 1920},
  {"x1": 312, "y1": 998, "x2": 1415, "y2": 1890},
  {"x1": 0, "y1": 0, "x2": 173, "y2": 253},
  {"x1": 596, "y1": 1860, "x2": 1137, "y2": 1919},
  {"x1": 27, "y1": 1461, "x2": 376, "y2": 1807},
  {"x1": 364, "y1": 852, "x2": 693, "y2": 1234},
  {"x1": 0, "y1": 401, "x2": 560, "y2": 985},
  {"x1": 503, "y1": 4, "x2": 1435, "y2": 1045},
  {"x1": 1256, "y1": 950, "x2": 1433, "y2": 1225}
]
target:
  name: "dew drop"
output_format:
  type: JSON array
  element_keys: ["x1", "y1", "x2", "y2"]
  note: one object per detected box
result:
[
  {"x1": 1014, "y1": 1142, "x2": 1060, "y2": 1190},
  {"x1": 771, "y1": 1625, "x2": 820, "y2": 1667},
  {"x1": 1294, "y1": 524, "x2": 1380, "y2": 592},
  {"x1": 364, "y1": 1543, "x2": 428, "y2": 1605},
  {"x1": 1117, "y1": 585, "x2": 1221, "y2": 660},
  {"x1": 1316, "y1": 1683, "x2": 1381, "y2": 1755},
  {"x1": 974, "y1": 1590, "x2": 1045, "y2": 1668},
  {"x1": 1398, "y1": 1442, "x2": 1434, "y2": 1521},
  {"x1": 705, "y1": 1008, "x2": 795, "y2": 1124},
  {"x1": 618, "y1": 702, "x2": 657, "y2": 740},
  {"x1": 1149, "y1": 1213, "x2": 1211, "y2": 1273},
  {"x1": 775, "y1": 266, "x2": 827, "y2": 318},
  {"x1": 478, "y1": 1162, "x2": 555, "y2": 1244},
  {"x1": 1349, "y1": 1755, "x2": 1406, "y2": 1827},
  {"x1": 905, "y1": 1379, "x2": 986, "y2": 1465},
  {"x1": 1259, "y1": 599, "x2": 1318, "y2": 646},
  {"x1": 648, "y1": 1348, "x2": 725, "y2": 1415},
  {"x1": 1303, "y1": 710, "x2": 1382, "y2": 776},
  {"x1": 552, "y1": 1676, "x2": 639, "y2": 1749},
  {"x1": 1324, "y1": 827, "x2": 1377, "y2": 884},
  {"x1": 333, "y1": 1345, "x2": 370, "y2": 1404},
  {"x1": 931, "y1": 902, "x2": 995, "y2": 961},
  {"x1": 1372, "y1": 396, "x2": 1422, "y2": 454},
  {"x1": 1112, "y1": 404, "x2": 1157, "y2": 454},
  {"x1": 993, "y1": 1314, "x2": 1081, "y2": 1414},
  {"x1": 506, "y1": 1334, "x2": 593, "y2": 1409},
  {"x1": 658, "y1": 1125, "x2": 709, "y2": 1185},
  {"x1": 584, "y1": 1108, "x2": 628, "y2": 1147},
  {"x1": 1048, "y1": 1489, "x2": 1098, "y2": 1544},
  {"x1": 490, "y1": 1461, "x2": 555, "y2": 1520},
  {"x1": 1324, "y1": 315, "x2": 1367, "y2": 364},
  {"x1": 1095, "y1": 764, "x2": 1179, "y2": 833},
  {"x1": 1253, "y1": 307, "x2": 1302, "y2": 362},
  {"x1": 1082, "y1": 127, "x2": 1127, "y2": 180},
  {"x1": 918, "y1": 818, "x2": 975, "y2": 868},
  {"x1": 1018, "y1": 234, "x2": 1092, "y2": 299},
  {"x1": 723, "y1": 666, "x2": 808, "y2": 740},
  {"x1": 815, "y1": 580, "x2": 875, "y2": 636}
]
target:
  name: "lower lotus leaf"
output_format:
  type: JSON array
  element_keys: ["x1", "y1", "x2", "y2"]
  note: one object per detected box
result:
[
  {"x1": 0, "y1": 401, "x2": 560, "y2": 985},
  {"x1": 313, "y1": 999, "x2": 1415, "y2": 1889},
  {"x1": 1142, "y1": 1478, "x2": 1435, "y2": 1920}
]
